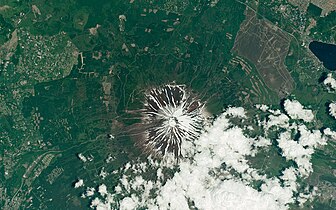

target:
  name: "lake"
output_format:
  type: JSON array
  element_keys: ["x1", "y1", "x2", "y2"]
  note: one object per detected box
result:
[{"x1": 309, "y1": 41, "x2": 336, "y2": 70}]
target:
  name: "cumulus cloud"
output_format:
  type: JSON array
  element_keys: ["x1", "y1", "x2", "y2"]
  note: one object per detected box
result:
[
  {"x1": 99, "y1": 184, "x2": 108, "y2": 196},
  {"x1": 100, "y1": 168, "x2": 108, "y2": 179},
  {"x1": 329, "y1": 102, "x2": 336, "y2": 119},
  {"x1": 281, "y1": 167, "x2": 298, "y2": 192},
  {"x1": 74, "y1": 179, "x2": 84, "y2": 188},
  {"x1": 283, "y1": 99, "x2": 314, "y2": 122},
  {"x1": 323, "y1": 73, "x2": 336, "y2": 90},
  {"x1": 90, "y1": 197, "x2": 111, "y2": 210},
  {"x1": 120, "y1": 197, "x2": 138, "y2": 210},
  {"x1": 256, "y1": 104, "x2": 269, "y2": 112},
  {"x1": 324, "y1": 128, "x2": 336, "y2": 140},
  {"x1": 78, "y1": 153, "x2": 87, "y2": 162},
  {"x1": 277, "y1": 125, "x2": 327, "y2": 176},
  {"x1": 224, "y1": 107, "x2": 246, "y2": 118},
  {"x1": 80, "y1": 101, "x2": 332, "y2": 210},
  {"x1": 277, "y1": 132, "x2": 314, "y2": 176},
  {"x1": 82, "y1": 187, "x2": 95, "y2": 198},
  {"x1": 298, "y1": 125, "x2": 327, "y2": 148},
  {"x1": 265, "y1": 113, "x2": 290, "y2": 129}
]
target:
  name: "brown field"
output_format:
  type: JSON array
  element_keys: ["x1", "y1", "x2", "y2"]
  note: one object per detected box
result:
[
  {"x1": 232, "y1": 9, "x2": 295, "y2": 97},
  {"x1": 289, "y1": 0, "x2": 336, "y2": 16}
]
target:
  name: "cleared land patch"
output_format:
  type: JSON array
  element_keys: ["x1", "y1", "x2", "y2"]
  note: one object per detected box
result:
[
  {"x1": 232, "y1": 10, "x2": 295, "y2": 97},
  {"x1": 289, "y1": 0, "x2": 336, "y2": 16}
]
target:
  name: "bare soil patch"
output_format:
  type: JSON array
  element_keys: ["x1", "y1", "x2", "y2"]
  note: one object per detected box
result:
[{"x1": 232, "y1": 10, "x2": 295, "y2": 97}]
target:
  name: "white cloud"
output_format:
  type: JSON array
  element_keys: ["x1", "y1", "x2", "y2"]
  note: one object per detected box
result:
[
  {"x1": 277, "y1": 131, "x2": 314, "y2": 176},
  {"x1": 171, "y1": 175, "x2": 286, "y2": 210},
  {"x1": 284, "y1": 99, "x2": 314, "y2": 122},
  {"x1": 193, "y1": 123, "x2": 254, "y2": 174},
  {"x1": 323, "y1": 73, "x2": 336, "y2": 90},
  {"x1": 329, "y1": 102, "x2": 336, "y2": 119},
  {"x1": 253, "y1": 136, "x2": 272, "y2": 147},
  {"x1": 224, "y1": 107, "x2": 246, "y2": 118},
  {"x1": 297, "y1": 186, "x2": 318, "y2": 206},
  {"x1": 105, "y1": 155, "x2": 115, "y2": 163},
  {"x1": 78, "y1": 153, "x2": 87, "y2": 162},
  {"x1": 281, "y1": 167, "x2": 298, "y2": 192},
  {"x1": 120, "y1": 196, "x2": 138, "y2": 210},
  {"x1": 260, "y1": 178, "x2": 294, "y2": 206},
  {"x1": 90, "y1": 197, "x2": 111, "y2": 210},
  {"x1": 256, "y1": 104, "x2": 269, "y2": 112},
  {"x1": 298, "y1": 125, "x2": 327, "y2": 148},
  {"x1": 277, "y1": 125, "x2": 327, "y2": 176},
  {"x1": 265, "y1": 113, "x2": 290, "y2": 129},
  {"x1": 99, "y1": 184, "x2": 108, "y2": 196},
  {"x1": 99, "y1": 168, "x2": 108, "y2": 179},
  {"x1": 84, "y1": 187, "x2": 95, "y2": 197},
  {"x1": 324, "y1": 128, "x2": 336, "y2": 140},
  {"x1": 74, "y1": 179, "x2": 84, "y2": 188},
  {"x1": 81, "y1": 102, "x2": 332, "y2": 210}
]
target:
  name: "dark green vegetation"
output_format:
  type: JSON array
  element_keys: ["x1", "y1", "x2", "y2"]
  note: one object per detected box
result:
[
  {"x1": 0, "y1": 0, "x2": 247, "y2": 209},
  {"x1": 307, "y1": 3, "x2": 322, "y2": 18},
  {"x1": 310, "y1": 11, "x2": 336, "y2": 42},
  {"x1": 0, "y1": 0, "x2": 335, "y2": 209},
  {"x1": 257, "y1": 0, "x2": 336, "y2": 209}
]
